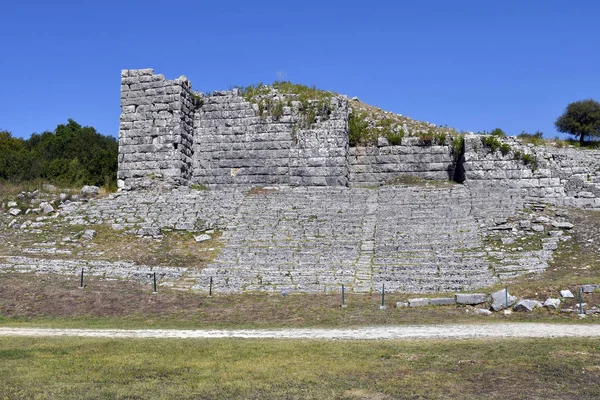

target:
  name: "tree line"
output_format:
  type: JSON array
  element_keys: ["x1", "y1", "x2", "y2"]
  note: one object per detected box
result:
[{"x1": 0, "y1": 119, "x2": 118, "y2": 189}]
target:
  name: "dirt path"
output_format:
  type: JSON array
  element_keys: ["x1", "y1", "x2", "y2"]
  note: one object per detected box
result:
[{"x1": 1, "y1": 324, "x2": 599, "y2": 340}]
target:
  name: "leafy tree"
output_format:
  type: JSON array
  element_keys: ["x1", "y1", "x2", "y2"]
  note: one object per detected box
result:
[
  {"x1": 555, "y1": 99, "x2": 600, "y2": 145},
  {"x1": 0, "y1": 120, "x2": 118, "y2": 188}
]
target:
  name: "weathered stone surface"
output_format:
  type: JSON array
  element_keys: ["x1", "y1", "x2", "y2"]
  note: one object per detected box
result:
[
  {"x1": 82, "y1": 185, "x2": 100, "y2": 195},
  {"x1": 475, "y1": 308, "x2": 492, "y2": 315},
  {"x1": 8, "y1": 208, "x2": 21, "y2": 216},
  {"x1": 543, "y1": 298, "x2": 561, "y2": 309},
  {"x1": 490, "y1": 289, "x2": 517, "y2": 311},
  {"x1": 396, "y1": 302, "x2": 408, "y2": 308},
  {"x1": 552, "y1": 221, "x2": 574, "y2": 230},
  {"x1": 7, "y1": 201, "x2": 17, "y2": 208},
  {"x1": 456, "y1": 293, "x2": 489, "y2": 305},
  {"x1": 560, "y1": 290, "x2": 574, "y2": 298},
  {"x1": 430, "y1": 297, "x2": 455, "y2": 306},
  {"x1": 513, "y1": 299, "x2": 542, "y2": 312},
  {"x1": 82, "y1": 230, "x2": 97, "y2": 240},
  {"x1": 582, "y1": 285, "x2": 599, "y2": 293},
  {"x1": 194, "y1": 234, "x2": 211, "y2": 243},
  {"x1": 408, "y1": 298, "x2": 429, "y2": 307}
]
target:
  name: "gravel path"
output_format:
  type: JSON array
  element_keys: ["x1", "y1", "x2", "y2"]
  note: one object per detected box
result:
[{"x1": 1, "y1": 324, "x2": 599, "y2": 340}]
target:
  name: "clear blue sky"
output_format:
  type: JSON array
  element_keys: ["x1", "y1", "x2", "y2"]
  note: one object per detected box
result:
[{"x1": 1, "y1": 0, "x2": 599, "y2": 139}]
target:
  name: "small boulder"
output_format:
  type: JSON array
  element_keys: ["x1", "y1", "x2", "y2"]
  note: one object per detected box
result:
[
  {"x1": 531, "y1": 224, "x2": 545, "y2": 232},
  {"x1": 552, "y1": 221, "x2": 574, "y2": 230},
  {"x1": 8, "y1": 208, "x2": 21, "y2": 216},
  {"x1": 519, "y1": 220, "x2": 531, "y2": 229},
  {"x1": 42, "y1": 203, "x2": 54, "y2": 214},
  {"x1": 514, "y1": 299, "x2": 542, "y2": 312},
  {"x1": 7, "y1": 201, "x2": 17, "y2": 208},
  {"x1": 475, "y1": 308, "x2": 492, "y2": 316},
  {"x1": 543, "y1": 298, "x2": 561, "y2": 309},
  {"x1": 582, "y1": 284, "x2": 599, "y2": 293},
  {"x1": 456, "y1": 293, "x2": 489, "y2": 305},
  {"x1": 560, "y1": 290, "x2": 574, "y2": 298},
  {"x1": 501, "y1": 237, "x2": 515, "y2": 245},
  {"x1": 194, "y1": 234, "x2": 211, "y2": 243},
  {"x1": 395, "y1": 302, "x2": 408, "y2": 308},
  {"x1": 491, "y1": 289, "x2": 517, "y2": 311},
  {"x1": 42, "y1": 183, "x2": 57, "y2": 192},
  {"x1": 82, "y1": 230, "x2": 97, "y2": 240},
  {"x1": 408, "y1": 298, "x2": 429, "y2": 307},
  {"x1": 81, "y1": 185, "x2": 100, "y2": 195},
  {"x1": 59, "y1": 193, "x2": 68, "y2": 202}
]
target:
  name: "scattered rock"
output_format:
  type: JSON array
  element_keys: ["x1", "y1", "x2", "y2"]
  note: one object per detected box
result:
[
  {"x1": 543, "y1": 298, "x2": 561, "y2": 309},
  {"x1": 395, "y1": 302, "x2": 408, "y2": 308},
  {"x1": 475, "y1": 309, "x2": 492, "y2": 315},
  {"x1": 548, "y1": 230, "x2": 563, "y2": 237},
  {"x1": 42, "y1": 203, "x2": 54, "y2": 214},
  {"x1": 501, "y1": 237, "x2": 515, "y2": 245},
  {"x1": 552, "y1": 221, "x2": 574, "y2": 230},
  {"x1": 137, "y1": 227, "x2": 161, "y2": 237},
  {"x1": 430, "y1": 297, "x2": 455, "y2": 306},
  {"x1": 519, "y1": 220, "x2": 531, "y2": 229},
  {"x1": 408, "y1": 298, "x2": 429, "y2": 307},
  {"x1": 531, "y1": 224, "x2": 545, "y2": 232},
  {"x1": 456, "y1": 293, "x2": 489, "y2": 305},
  {"x1": 560, "y1": 290, "x2": 574, "y2": 298},
  {"x1": 42, "y1": 184, "x2": 57, "y2": 192},
  {"x1": 81, "y1": 185, "x2": 100, "y2": 195},
  {"x1": 7, "y1": 201, "x2": 17, "y2": 208},
  {"x1": 8, "y1": 208, "x2": 21, "y2": 216},
  {"x1": 513, "y1": 299, "x2": 542, "y2": 312},
  {"x1": 490, "y1": 289, "x2": 517, "y2": 311},
  {"x1": 194, "y1": 234, "x2": 211, "y2": 243},
  {"x1": 60, "y1": 193, "x2": 68, "y2": 202},
  {"x1": 82, "y1": 230, "x2": 97, "y2": 240},
  {"x1": 582, "y1": 285, "x2": 599, "y2": 293}
]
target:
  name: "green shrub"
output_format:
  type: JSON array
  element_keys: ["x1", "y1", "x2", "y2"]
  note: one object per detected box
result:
[
  {"x1": 433, "y1": 133, "x2": 447, "y2": 145},
  {"x1": 499, "y1": 143, "x2": 511, "y2": 156},
  {"x1": 490, "y1": 128, "x2": 506, "y2": 137},
  {"x1": 348, "y1": 112, "x2": 374, "y2": 146},
  {"x1": 480, "y1": 136, "x2": 502, "y2": 153},
  {"x1": 451, "y1": 135, "x2": 465, "y2": 161},
  {"x1": 386, "y1": 130, "x2": 404, "y2": 145}
]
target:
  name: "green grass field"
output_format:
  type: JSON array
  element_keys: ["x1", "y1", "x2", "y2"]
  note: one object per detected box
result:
[{"x1": 1, "y1": 337, "x2": 599, "y2": 399}]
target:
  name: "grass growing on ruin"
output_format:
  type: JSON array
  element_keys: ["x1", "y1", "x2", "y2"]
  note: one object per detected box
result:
[
  {"x1": 1, "y1": 336, "x2": 600, "y2": 399},
  {"x1": 0, "y1": 221, "x2": 222, "y2": 269}
]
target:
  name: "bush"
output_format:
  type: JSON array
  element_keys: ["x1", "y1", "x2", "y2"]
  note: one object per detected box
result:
[
  {"x1": 480, "y1": 136, "x2": 502, "y2": 153},
  {"x1": 499, "y1": 143, "x2": 511, "y2": 156},
  {"x1": 451, "y1": 135, "x2": 465, "y2": 161}
]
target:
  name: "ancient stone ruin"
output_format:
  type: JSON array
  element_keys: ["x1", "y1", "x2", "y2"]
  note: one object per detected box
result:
[{"x1": 5, "y1": 68, "x2": 600, "y2": 295}]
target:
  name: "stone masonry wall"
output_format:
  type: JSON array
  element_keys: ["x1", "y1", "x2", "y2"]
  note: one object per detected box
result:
[
  {"x1": 118, "y1": 69, "x2": 196, "y2": 189},
  {"x1": 118, "y1": 69, "x2": 600, "y2": 212},
  {"x1": 192, "y1": 90, "x2": 349, "y2": 187},
  {"x1": 348, "y1": 137, "x2": 455, "y2": 186},
  {"x1": 463, "y1": 135, "x2": 600, "y2": 209}
]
